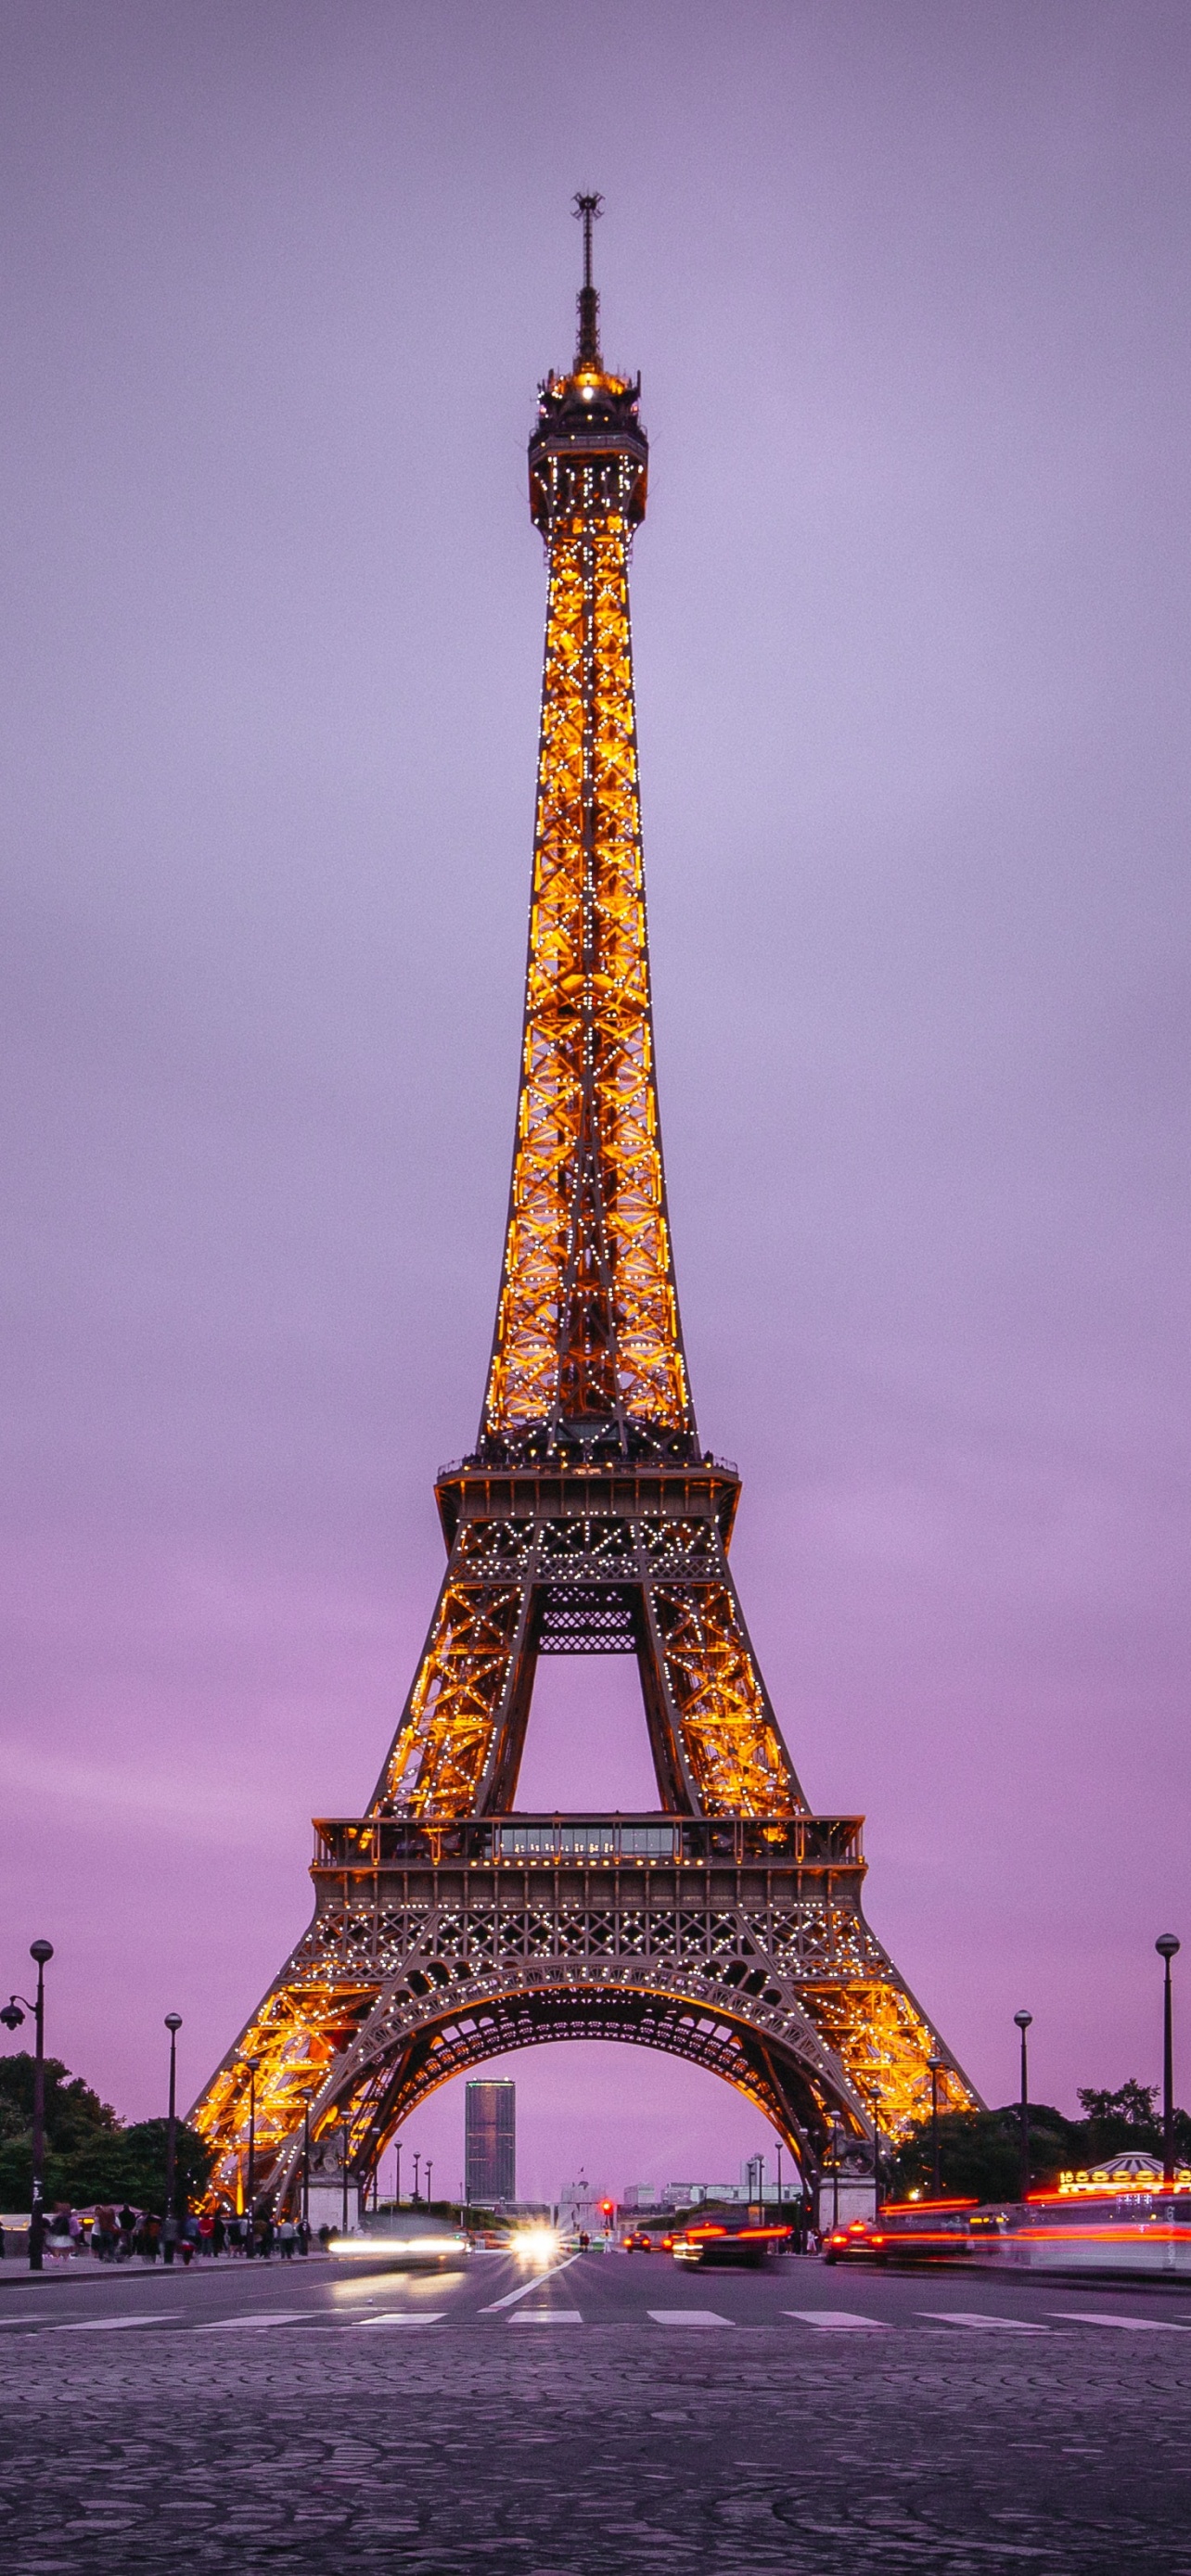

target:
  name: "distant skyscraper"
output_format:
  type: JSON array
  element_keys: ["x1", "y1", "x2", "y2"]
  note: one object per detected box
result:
[{"x1": 466, "y1": 2080, "x2": 516, "y2": 2204}]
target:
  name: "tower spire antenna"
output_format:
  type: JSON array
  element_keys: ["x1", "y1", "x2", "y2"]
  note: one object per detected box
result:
[{"x1": 573, "y1": 189, "x2": 603, "y2": 368}]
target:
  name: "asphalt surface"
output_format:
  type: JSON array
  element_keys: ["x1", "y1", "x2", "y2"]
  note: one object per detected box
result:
[{"x1": 1, "y1": 2246, "x2": 1188, "y2": 2571}]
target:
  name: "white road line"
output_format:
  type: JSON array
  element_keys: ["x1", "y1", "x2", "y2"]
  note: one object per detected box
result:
[
  {"x1": 511, "y1": 2309, "x2": 583, "y2": 2324},
  {"x1": 785, "y1": 2309, "x2": 892, "y2": 2330},
  {"x1": 353, "y1": 2313, "x2": 446, "y2": 2328},
  {"x1": 647, "y1": 2309, "x2": 732, "y2": 2327},
  {"x1": 479, "y1": 2254, "x2": 583, "y2": 2314},
  {"x1": 1049, "y1": 2312, "x2": 1191, "y2": 2333},
  {"x1": 919, "y1": 2312, "x2": 1049, "y2": 2332},
  {"x1": 191, "y1": 2312, "x2": 311, "y2": 2333},
  {"x1": 54, "y1": 2313, "x2": 186, "y2": 2332}
]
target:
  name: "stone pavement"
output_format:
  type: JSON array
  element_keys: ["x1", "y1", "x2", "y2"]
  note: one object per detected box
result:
[{"x1": 2, "y1": 2319, "x2": 1189, "y2": 2573}]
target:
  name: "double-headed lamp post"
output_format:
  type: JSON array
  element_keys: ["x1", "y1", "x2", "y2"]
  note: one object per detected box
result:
[
  {"x1": 163, "y1": 2014, "x2": 183, "y2": 2264},
  {"x1": 1014, "y1": 2009, "x2": 1033, "y2": 2201},
  {"x1": 0, "y1": 1940, "x2": 55, "y2": 2271},
  {"x1": 1157, "y1": 1935, "x2": 1181, "y2": 2187},
  {"x1": 927, "y1": 2055, "x2": 945, "y2": 2200}
]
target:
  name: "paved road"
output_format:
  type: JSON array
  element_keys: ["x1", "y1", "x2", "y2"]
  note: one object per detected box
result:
[{"x1": 1, "y1": 2248, "x2": 1188, "y2": 2570}]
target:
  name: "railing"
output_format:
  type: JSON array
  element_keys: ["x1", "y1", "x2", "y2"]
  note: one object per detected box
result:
[{"x1": 313, "y1": 1813, "x2": 864, "y2": 1871}]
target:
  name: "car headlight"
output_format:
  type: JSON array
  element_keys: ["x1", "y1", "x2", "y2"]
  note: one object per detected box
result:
[{"x1": 512, "y1": 2226, "x2": 560, "y2": 2264}]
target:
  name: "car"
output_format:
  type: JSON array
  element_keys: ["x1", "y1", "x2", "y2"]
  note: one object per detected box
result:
[
  {"x1": 823, "y1": 2202, "x2": 978, "y2": 2264},
  {"x1": 622, "y1": 2231, "x2": 653, "y2": 2251},
  {"x1": 327, "y1": 2213, "x2": 470, "y2": 2272},
  {"x1": 672, "y1": 2222, "x2": 792, "y2": 2269}
]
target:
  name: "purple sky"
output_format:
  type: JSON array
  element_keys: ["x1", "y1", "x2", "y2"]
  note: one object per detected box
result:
[{"x1": 2, "y1": 1, "x2": 1188, "y2": 2205}]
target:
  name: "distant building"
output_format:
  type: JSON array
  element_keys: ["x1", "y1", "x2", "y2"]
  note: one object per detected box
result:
[{"x1": 465, "y1": 2081, "x2": 516, "y2": 2205}]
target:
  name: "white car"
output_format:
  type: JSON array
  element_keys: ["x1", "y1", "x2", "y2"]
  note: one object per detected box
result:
[{"x1": 328, "y1": 2213, "x2": 470, "y2": 2271}]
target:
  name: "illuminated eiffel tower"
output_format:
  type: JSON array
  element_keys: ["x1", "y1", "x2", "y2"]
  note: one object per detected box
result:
[{"x1": 193, "y1": 198, "x2": 979, "y2": 2216}]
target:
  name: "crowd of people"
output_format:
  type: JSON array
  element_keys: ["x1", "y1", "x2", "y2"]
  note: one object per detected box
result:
[{"x1": 4, "y1": 2206, "x2": 327, "y2": 2263}]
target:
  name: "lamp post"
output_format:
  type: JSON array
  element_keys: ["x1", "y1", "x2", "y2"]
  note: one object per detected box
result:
[
  {"x1": 773, "y1": 2137, "x2": 784, "y2": 2214},
  {"x1": 243, "y1": 2055, "x2": 260, "y2": 2254},
  {"x1": 163, "y1": 2014, "x2": 183, "y2": 2264},
  {"x1": 426, "y1": 2159, "x2": 434, "y2": 2208},
  {"x1": 1157, "y1": 1935, "x2": 1181, "y2": 2187},
  {"x1": 413, "y1": 2149, "x2": 420, "y2": 2204},
  {"x1": 871, "y1": 2092, "x2": 883, "y2": 2214},
  {"x1": 0, "y1": 1940, "x2": 54, "y2": 2271},
  {"x1": 301, "y1": 2102, "x2": 311, "y2": 2234},
  {"x1": 340, "y1": 2123, "x2": 351, "y2": 2235},
  {"x1": 830, "y1": 2117, "x2": 841, "y2": 2231},
  {"x1": 394, "y1": 2137, "x2": 402, "y2": 2210},
  {"x1": 1014, "y1": 2010, "x2": 1032, "y2": 2200},
  {"x1": 928, "y1": 2055, "x2": 944, "y2": 2200}
]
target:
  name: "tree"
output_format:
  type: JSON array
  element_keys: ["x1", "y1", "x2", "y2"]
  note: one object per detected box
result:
[
  {"x1": 1076, "y1": 2081, "x2": 1191, "y2": 2167},
  {"x1": 887, "y1": 2083, "x2": 1191, "y2": 2205},
  {"x1": 0, "y1": 2054, "x2": 213, "y2": 2212},
  {"x1": 887, "y1": 2104, "x2": 1082, "y2": 2204}
]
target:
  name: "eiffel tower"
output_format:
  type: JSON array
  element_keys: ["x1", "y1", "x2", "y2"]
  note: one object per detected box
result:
[{"x1": 193, "y1": 198, "x2": 979, "y2": 2217}]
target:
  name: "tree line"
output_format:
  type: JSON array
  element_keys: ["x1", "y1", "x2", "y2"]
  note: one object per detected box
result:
[
  {"x1": 0, "y1": 2054, "x2": 213, "y2": 2213},
  {"x1": 887, "y1": 2080, "x2": 1191, "y2": 2202}
]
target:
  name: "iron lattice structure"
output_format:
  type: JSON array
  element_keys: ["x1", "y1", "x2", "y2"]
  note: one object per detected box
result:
[{"x1": 193, "y1": 199, "x2": 980, "y2": 2211}]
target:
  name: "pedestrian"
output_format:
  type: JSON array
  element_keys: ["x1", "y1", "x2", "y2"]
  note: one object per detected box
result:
[
  {"x1": 278, "y1": 2216, "x2": 296, "y2": 2260},
  {"x1": 258, "y1": 2213, "x2": 274, "y2": 2259},
  {"x1": 117, "y1": 2204, "x2": 136, "y2": 2261},
  {"x1": 297, "y1": 2220, "x2": 310, "y2": 2257},
  {"x1": 198, "y1": 2213, "x2": 214, "y2": 2258},
  {"x1": 211, "y1": 2213, "x2": 225, "y2": 2257},
  {"x1": 45, "y1": 2206, "x2": 73, "y2": 2265}
]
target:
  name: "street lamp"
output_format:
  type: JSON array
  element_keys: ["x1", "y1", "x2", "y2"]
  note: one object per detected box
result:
[
  {"x1": 0, "y1": 1939, "x2": 54, "y2": 2271},
  {"x1": 394, "y1": 2136, "x2": 402, "y2": 2210},
  {"x1": 163, "y1": 2014, "x2": 183, "y2": 2264},
  {"x1": 928, "y1": 2055, "x2": 945, "y2": 2200},
  {"x1": 426, "y1": 2159, "x2": 434, "y2": 2207},
  {"x1": 301, "y1": 2102, "x2": 311, "y2": 2234},
  {"x1": 242, "y1": 2054, "x2": 260, "y2": 2254},
  {"x1": 870, "y1": 2090, "x2": 884, "y2": 2214},
  {"x1": 413, "y1": 2149, "x2": 420, "y2": 2204},
  {"x1": 1014, "y1": 2010, "x2": 1032, "y2": 2200},
  {"x1": 1157, "y1": 1935, "x2": 1181, "y2": 2187},
  {"x1": 773, "y1": 2136, "x2": 784, "y2": 2215},
  {"x1": 829, "y1": 2116, "x2": 841, "y2": 2232}
]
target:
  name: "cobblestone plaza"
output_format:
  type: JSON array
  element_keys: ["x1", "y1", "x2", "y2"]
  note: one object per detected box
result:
[{"x1": 2, "y1": 2251, "x2": 1188, "y2": 2572}]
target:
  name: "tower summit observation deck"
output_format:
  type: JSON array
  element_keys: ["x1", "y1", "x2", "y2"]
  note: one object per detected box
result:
[{"x1": 192, "y1": 198, "x2": 979, "y2": 2219}]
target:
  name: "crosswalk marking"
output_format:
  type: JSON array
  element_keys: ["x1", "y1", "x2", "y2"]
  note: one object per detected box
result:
[
  {"x1": 920, "y1": 2312, "x2": 1048, "y2": 2332},
  {"x1": 54, "y1": 2313, "x2": 185, "y2": 2332},
  {"x1": 785, "y1": 2309, "x2": 891, "y2": 2330},
  {"x1": 647, "y1": 2309, "x2": 732, "y2": 2327},
  {"x1": 192, "y1": 2312, "x2": 310, "y2": 2333},
  {"x1": 354, "y1": 2313, "x2": 446, "y2": 2328},
  {"x1": 512, "y1": 2309, "x2": 583, "y2": 2324},
  {"x1": 479, "y1": 2253, "x2": 583, "y2": 2315},
  {"x1": 1049, "y1": 2312, "x2": 1191, "y2": 2333}
]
